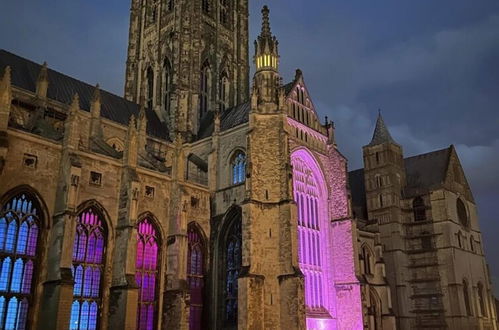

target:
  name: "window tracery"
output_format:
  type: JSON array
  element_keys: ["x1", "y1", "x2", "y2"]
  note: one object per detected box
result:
[
  {"x1": 70, "y1": 207, "x2": 106, "y2": 330},
  {"x1": 188, "y1": 224, "x2": 205, "y2": 330},
  {"x1": 231, "y1": 151, "x2": 246, "y2": 185},
  {"x1": 0, "y1": 192, "x2": 41, "y2": 329},
  {"x1": 224, "y1": 219, "x2": 241, "y2": 325},
  {"x1": 136, "y1": 218, "x2": 160, "y2": 330}
]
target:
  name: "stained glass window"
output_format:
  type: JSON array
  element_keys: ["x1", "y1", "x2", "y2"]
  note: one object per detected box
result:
[
  {"x1": 188, "y1": 224, "x2": 205, "y2": 330},
  {"x1": 231, "y1": 152, "x2": 246, "y2": 185},
  {"x1": 224, "y1": 219, "x2": 241, "y2": 325},
  {"x1": 70, "y1": 208, "x2": 106, "y2": 330},
  {"x1": 136, "y1": 218, "x2": 160, "y2": 330},
  {"x1": 0, "y1": 192, "x2": 41, "y2": 329},
  {"x1": 292, "y1": 155, "x2": 326, "y2": 313}
]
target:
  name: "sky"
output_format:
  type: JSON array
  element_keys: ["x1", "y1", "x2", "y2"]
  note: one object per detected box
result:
[{"x1": 1, "y1": 1, "x2": 498, "y2": 295}]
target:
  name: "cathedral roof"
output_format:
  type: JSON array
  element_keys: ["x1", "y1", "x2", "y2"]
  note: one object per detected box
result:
[
  {"x1": 0, "y1": 49, "x2": 170, "y2": 140},
  {"x1": 367, "y1": 112, "x2": 398, "y2": 146},
  {"x1": 197, "y1": 102, "x2": 251, "y2": 139},
  {"x1": 348, "y1": 146, "x2": 453, "y2": 218}
]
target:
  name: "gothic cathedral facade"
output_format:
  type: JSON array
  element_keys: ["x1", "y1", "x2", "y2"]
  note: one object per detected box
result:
[{"x1": 0, "y1": 0, "x2": 496, "y2": 330}]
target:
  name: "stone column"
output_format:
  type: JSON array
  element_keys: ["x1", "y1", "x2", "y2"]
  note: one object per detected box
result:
[
  {"x1": 108, "y1": 116, "x2": 141, "y2": 329},
  {"x1": 163, "y1": 134, "x2": 189, "y2": 330},
  {"x1": 37, "y1": 95, "x2": 82, "y2": 329}
]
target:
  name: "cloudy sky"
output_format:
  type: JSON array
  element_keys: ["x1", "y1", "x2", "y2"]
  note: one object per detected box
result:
[{"x1": 1, "y1": 1, "x2": 498, "y2": 295}]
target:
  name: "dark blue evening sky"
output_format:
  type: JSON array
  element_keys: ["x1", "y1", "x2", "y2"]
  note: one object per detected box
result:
[{"x1": 1, "y1": 1, "x2": 499, "y2": 295}]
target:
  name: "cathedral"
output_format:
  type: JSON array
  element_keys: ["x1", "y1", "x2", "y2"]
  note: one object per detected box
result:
[{"x1": 0, "y1": 0, "x2": 496, "y2": 329}]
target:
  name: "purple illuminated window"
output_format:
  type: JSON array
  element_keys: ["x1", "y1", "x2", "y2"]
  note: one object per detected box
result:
[
  {"x1": 292, "y1": 152, "x2": 326, "y2": 314},
  {"x1": 70, "y1": 208, "x2": 106, "y2": 330},
  {"x1": 0, "y1": 192, "x2": 41, "y2": 329},
  {"x1": 136, "y1": 218, "x2": 160, "y2": 330},
  {"x1": 188, "y1": 224, "x2": 205, "y2": 330}
]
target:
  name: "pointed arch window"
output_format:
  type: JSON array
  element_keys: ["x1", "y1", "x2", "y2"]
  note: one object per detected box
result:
[
  {"x1": 477, "y1": 282, "x2": 487, "y2": 317},
  {"x1": 188, "y1": 224, "x2": 205, "y2": 330},
  {"x1": 413, "y1": 197, "x2": 426, "y2": 222},
  {"x1": 219, "y1": 0, "x2": 231, "y2": 25},
  {"x1": 163, "y1": 59, "x2": 172, "y2": 116},
  {"x1": 292, "y1": 154, "x2": 327, "y2": 314},
  {"x1": 199, "y1": 62, "x2": 211, "y2": 119},
  {"x1": 219, "y1": 72, "x2": 229, "y2": 112},
  {"x1": 146, "y1": 67, "x2": 154, "y2": 109},
  {"x1": 70, "y1": 207, "x2": 107, "y2": 330},
  {"x1": 136, "y1": 218, "x2": 160, "y2": 330},
  {"x1": 463, "y1": 280, "x2": 472, "y2": 316},
  {"x1": 202, "y1": 0, "x2": 210, "y2": 13},
  {"x1": 224, "y1": 218, "x2": 241, "y2": 325},
  {"x1": 457, "y1": 199, "x2": 469, "y2": 227},
  {"x1": 0, "y1": 192, "x2": 42, "y2": 329},
  {"x1": 362, "y1": 246, "x2": 373, "y2": 275},
  {"x1": 231, "y1": 151, "x2": 246, "y2": 185}
]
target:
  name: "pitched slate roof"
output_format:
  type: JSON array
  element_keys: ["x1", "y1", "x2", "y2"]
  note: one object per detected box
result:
[
  {"x1": 368, "y1": 113, "x2": 397, "y2": 146},
  {"x1": 197, "y1": 102, "x2": 251, "y2": 139},
  {"x1": 348, "y1": 146, "x2": 452, "y2": 213},
  {"x1": 404, "y1": 147, "x2": 451, "y2": 193},
  {"x1": 0, "y1": 49, "x2": 169, "y2": 140}
]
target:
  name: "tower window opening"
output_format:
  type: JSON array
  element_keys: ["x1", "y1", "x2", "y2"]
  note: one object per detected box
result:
[
  {"x1": 163, "y1": 59, "x2": 172, "y2": 116},
  {"x1": 413, "y1": 197, "x2": 427, "y2": 222},
  {"x1": 219, "y1": 73, "x2": 229, "y2": 112},
  {"x1": 146, "y1": 67, "x2": 154, "y2": 109},
  {"x1": 202, "y1": 0, "x2": 210, "y2": 13},
  {"x1": 199, "y1": 63, "x2": 211, "y2": 119}
]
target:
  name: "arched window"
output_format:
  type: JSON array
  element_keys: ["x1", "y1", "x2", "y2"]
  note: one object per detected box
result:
[
  {"x1": 463, "y1": 280, "x2": 472, "y2": 316},
  {"x1": 70, "y1": 207, "x2": 107, "y2": 330},
  {"x1": 136, "y1": 218, "x2": 160, "y2": 330},
  {"x1": 219, "y1": 0, "x2": 230, "y2": 25},
  {"x1": 231, "y1": 151, "x2": 246, "y2": 185},
  {"x1": 219, "y1": 72, "x2": 229, "y2": 112},
  {"x1": 477, "y1": 282, "x2": 487, "y2": 317},
  {"x1": 224, "y1": 217, "x2": 241, "y2": 325},
  {"x1": 413, "y1": 197, "x2": 426, "y2": 222},
  {"x1": 362, "y1": 246, "x2": 373, "y2": 275},
  {"x1": 292, "y1": 150, "x2": 328, "y2": 316},
  {"x1": 188, "y1": 224, "x2": 205, "y2": 330},
  {"x1": 146, "y1": 67, "x2": 154, "y2": 109},
  {"x1": 199, "y1": 62, "x2": 211, "y2": 119},
  {"x1": 369, "y1": 290, "x2": 381, "y2": 330},
  {"x1": 0, "y1": 192, "x2": 42, "y2": 329},
  {"x1": 163, "y1": 59, "x2": 172, "y2": 116},
  {"x1": 202, "y1": 0, "x2": 210, "y2": 13},
  {"x1": 457, "y1": 199, "x2": 469, "y2": 227}
]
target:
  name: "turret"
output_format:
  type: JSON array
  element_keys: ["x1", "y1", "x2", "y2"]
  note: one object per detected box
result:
[{"x1": 252, "y1": 6, "x2": 281, "y2": 105}]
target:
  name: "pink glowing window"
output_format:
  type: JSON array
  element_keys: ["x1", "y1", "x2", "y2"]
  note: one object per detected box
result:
[
  {"x1": 0, "y1": 192, "x2": 41, "y2": 329},
  {"x1": 70, "y1": 207, "x2": 106, "y2": 330},
  {"x1": 136, "y1": 218, "x2": 160, "y2": 330},
  {"x1": 292, "y1": 153, "x2": 326, "y2": 313},
  {"x1": 188, "y1": 224, "x2": 205, "y2": 330}
]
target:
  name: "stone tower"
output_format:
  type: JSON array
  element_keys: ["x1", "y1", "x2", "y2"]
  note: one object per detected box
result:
[
  {"x1": 124, "y1": 0, "x2": 250, "y2": 139},
  {"x1": 240, "y1": 6, "x2": 305, "y2": 329},
  {"x1": 362, "y1": 113, "x2": 410, "y2": 324}
]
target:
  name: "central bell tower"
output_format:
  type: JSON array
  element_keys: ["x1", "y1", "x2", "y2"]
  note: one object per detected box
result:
[{"x1": 125, "y1": 0, "x2": 250, "y2": 140}]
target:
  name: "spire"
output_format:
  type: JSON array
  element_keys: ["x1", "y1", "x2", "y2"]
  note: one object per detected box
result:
[
  {"x1": 261, "y1": 5, "x2": 271, "y2": 37},
  {"x1": 368, "y1": 110, "x2": 397, "y2": 146},
  {"x1": 254, "y1": 5, "x2": 279, "y2": 72}
]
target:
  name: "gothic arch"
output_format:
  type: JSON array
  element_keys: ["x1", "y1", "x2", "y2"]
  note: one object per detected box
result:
[
  {"x1": 212, "y1": 205, "x2": 242, "y2": 329},
  {"x1": 369, "y1": 288, "x2": 382, "y2": 330},
  {"x1": 0, "y1": 185, "x2": 49, "y2": 229},
  {"x1": 360, "y1": 244, "x2": 375, "y2": 275},
  {"x1": 70, "y1": 200, "x2": 112, "y2": 329},
  {"x1": 137, "y1": 212, "x2": 165, "y2": 244},
  {"x1": 0, "y1": 186, "x2": 49, "y2": 328},
  {"x1": 187, "y1": 221, "x2": 208, "y2": 330},
  {"x1": 291, "y1": 147, "x2": 328, "y2": 197}
]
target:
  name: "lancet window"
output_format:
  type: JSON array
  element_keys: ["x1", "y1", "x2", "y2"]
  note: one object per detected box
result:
[
  {"x1": 136, "y1": 218, "x2": 160, "y2": 330},
  {"x1": 231, "y1": 151, "x2": 246, "y2": 185},
  {"x1": 146, "y1": 67, "x2": 154, "y2": 109},
  {"x1": 163, "y1": 59, "x2": 172, "y2": 116},
  {"x1": 70, "y1": 207, "x2": 106, "y2": 330},
  {"x1": 413, "y1": 197, "x2": 426, "y2": 222},
  {"x1": 199, "y1": 62, "x2": 211, "y2": 118},
  {"x1": 224, "y1": 218, "x2": 241, "y2": 325},
  {"x1": 188, "y1": 224, "x2": 205, "y2": 330},
  {"x1": 0, "y1": 192, "x2": 42, "y2": 329}
]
